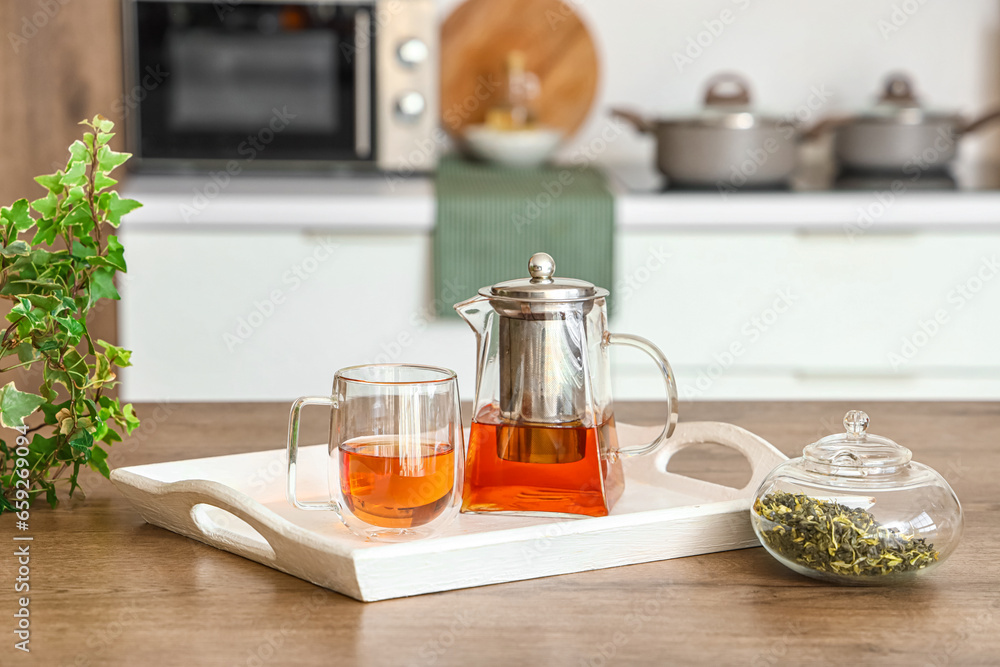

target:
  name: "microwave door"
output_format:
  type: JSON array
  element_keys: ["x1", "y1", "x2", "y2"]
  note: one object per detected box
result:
[
  {"x1": 353, "y1": 9, "x2": 372, "y2": 160},
  {"x1": 132, "y1": 1, "x2": 374, "y2": 166}
]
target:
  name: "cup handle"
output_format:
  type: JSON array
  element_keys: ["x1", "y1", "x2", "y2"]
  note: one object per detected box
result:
[
  {"x1": 606, "y1": 332, "x2": 679, "y2": 458},
  {"x1": 286, "y1": 396, "x2": 339, "y2": 512}
]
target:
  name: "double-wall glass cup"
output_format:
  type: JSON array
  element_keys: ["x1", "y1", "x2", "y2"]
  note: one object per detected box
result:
[{"x1": 286, "y1": 364, "x2": 464, "y2": 541}]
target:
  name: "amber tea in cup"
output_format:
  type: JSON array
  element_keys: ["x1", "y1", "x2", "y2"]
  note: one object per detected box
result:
[
  {"x1": 338, "y1": 436, "x2": 456, "y2": 529},
  {"x1": 286, "y1": 365, "x2": 464, "y2": 541}
]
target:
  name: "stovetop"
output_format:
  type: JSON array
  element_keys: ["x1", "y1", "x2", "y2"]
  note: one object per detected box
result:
[{"x1": 606, "y1": 161, "x2": 1000, "y2": 195}]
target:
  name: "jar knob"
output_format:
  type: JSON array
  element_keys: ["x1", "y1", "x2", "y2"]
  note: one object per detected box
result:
[
  {"x1": 844, "y1": 410, "x2": 870, "y2": 439},
  {"x1": 528, "y1": 252, "x2": 555, "y2": 284}
]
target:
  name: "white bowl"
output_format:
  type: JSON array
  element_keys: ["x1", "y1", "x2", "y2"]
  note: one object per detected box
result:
[{"x1": 464, "y1": 125, "x2": 563, "y2": 167}]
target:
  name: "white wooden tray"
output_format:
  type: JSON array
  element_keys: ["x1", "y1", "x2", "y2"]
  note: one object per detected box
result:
[{"x1": 110, "y1": 422, "x2": 786, "y2": 602}]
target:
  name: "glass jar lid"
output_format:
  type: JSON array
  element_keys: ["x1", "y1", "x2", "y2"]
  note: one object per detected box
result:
[
  {"x1": 803, "y1": 410, "x2": 912, "y2": 472},
  {"x1": 487, "y1": 252, "x2": 605, "y2": 301}
]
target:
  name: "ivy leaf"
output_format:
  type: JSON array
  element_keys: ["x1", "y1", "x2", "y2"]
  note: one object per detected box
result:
[
  {"x1": 98, "y1": 340, "x2": 133, "y2": 368},
  {"x1": 96, "y1": 145, "x2": 130, "y2": 174},
  {"x1": 63, "y1": 203, "x2": 95, "y2": 235},
  {"x1": 89, "y1": 445, "x2": 110, "y2": 478},
  {"x1": 88, "y1": 267, "x2": 119, "y2": 306},
  {"x1": 1, "y1": 240, "x2": 30, "y2": 257},
  {"x1": 68, "y1": 140, "x2": 91, "y2": 164},
  {"x1": 54, "y1": 314, "x2": 85, "y2": 342},
  {"x1": 30, "y1": 192, "x2": 58, "y2": 218},
  {"x1": 68, "y1": 429, "x2": 94, "y2": 456},
  {"x1": 102, "y1": 192, "x2": 142, "y2": 227},
  {"x1": 31, "y1": 217, "x2": 59, "y2": 245},
  {"x1": 104, "y1": 235, "x2": 127, "y2": 272},
  {"x1": 71, "y1": 239, "x2": 97, "y2": 259},
  {"x1": 122, "y1": 403, "x2": 140, "y2": 435},
  {"x1": 23, "y1": 293, "x2": 59, "y2": 313},
  {"x1": 93, "y1": 115, "x2": 114, "y2": 133},
  {"x1": 33, "y1": 171, "x2": 64, "y2": 195},
  {"x1": 94, "y1": 172, "x2": 117, "y2": 192},
  {"x1": 44, "y1": 484, "x2": 57, "y2": 508},
  {"x1": 0, "y1": 382, "x2": 46, "y2": 429},
  {"x1": 1, "y1": 199, "x2": 33, "y2": 232},
  {"x1": 60, "y1": 161, "x2": 87, "y2": 187},
  {"x1": 15, "y1": 341, "x2": 36, "y2": 364}
]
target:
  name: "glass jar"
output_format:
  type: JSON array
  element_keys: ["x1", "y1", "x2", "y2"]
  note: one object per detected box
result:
[{"x1": 750, "y1": 410, "x2": 963, "y2": 584}]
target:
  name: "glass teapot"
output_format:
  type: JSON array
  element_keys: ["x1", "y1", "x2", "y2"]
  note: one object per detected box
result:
[{"x1": 454, "y1": 252, "x2": 679, "y2": 518}]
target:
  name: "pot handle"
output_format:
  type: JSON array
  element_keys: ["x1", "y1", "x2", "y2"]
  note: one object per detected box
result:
[
  {"x1": 606, "y1": 332, "x2": 678, "y2": 458},
  {"x1": 962, "y1": 106, "x2": 1000, "y2": 135},
  {"x1": 610, "y1": 107, "x2": 654, "y2": 134},
  {"x1": 798, "y1": 113, "x2": 855, "y2": 142},
  {"x1": 704, "y1": 72, "x2": 752, "y2": 107}
]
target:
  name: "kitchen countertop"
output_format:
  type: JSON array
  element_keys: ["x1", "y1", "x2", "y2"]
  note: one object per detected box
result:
[
  {"x1": 120, "y1": 162, "x2": 1000, "y2": 232},
  {"x1": 4, "y1": 401, "x2": 998, "y2": 666}
]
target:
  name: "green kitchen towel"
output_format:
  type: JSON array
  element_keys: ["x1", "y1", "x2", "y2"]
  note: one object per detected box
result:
[{"x1": 433, "y1": 155, "x2": 615, "y2": 317}]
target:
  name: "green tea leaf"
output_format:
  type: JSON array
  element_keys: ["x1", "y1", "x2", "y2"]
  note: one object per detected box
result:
[{"x1": 0, "y1": 382, "x2": 46, "y2": 429}]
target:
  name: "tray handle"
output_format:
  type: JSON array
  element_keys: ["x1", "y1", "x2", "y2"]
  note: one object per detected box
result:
[
  {"x1": 644, "y1": 421, "x2": 788, "y2": 501},
  {"x1": 117, "y1": 474, "x2": 299, "y2": 565}
]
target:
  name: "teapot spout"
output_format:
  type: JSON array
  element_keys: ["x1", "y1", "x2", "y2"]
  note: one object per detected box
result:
[{"x1": 453, "y1": 295, "x2": 491, "y2": 334}]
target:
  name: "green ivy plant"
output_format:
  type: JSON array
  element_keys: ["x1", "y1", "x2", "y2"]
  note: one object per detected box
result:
[{"x1": 0, "y1": 116, "x2": 141, "y2": 512}]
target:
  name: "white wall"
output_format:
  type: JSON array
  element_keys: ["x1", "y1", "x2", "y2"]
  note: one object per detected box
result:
[{"x1": 437, "y1": 0, "x2": 1000, "y2": 165}]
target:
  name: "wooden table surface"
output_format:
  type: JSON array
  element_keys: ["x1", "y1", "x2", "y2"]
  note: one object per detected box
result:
[{"x1": 2, "y1": 401, "x2": 998, "y2": 666}]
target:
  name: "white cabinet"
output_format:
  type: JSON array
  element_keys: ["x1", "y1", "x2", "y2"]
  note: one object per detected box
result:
[
  {"x1": 120, "y1": 224, "x2": 1000, "y2": 402},
  {"x1": 614, "y1": 231, "x2": 1000, "y2": 400},
  {"x1": 119, "y1": 229, "x2": 473, "y2": 402}
]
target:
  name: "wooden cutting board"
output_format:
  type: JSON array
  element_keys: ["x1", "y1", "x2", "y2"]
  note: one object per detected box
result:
[{"x1": 440, "y1": 0, "x2": 600, "y2": 139}]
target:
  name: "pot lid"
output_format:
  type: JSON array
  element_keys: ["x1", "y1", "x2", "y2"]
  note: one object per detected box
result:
[
  {"x1": 859, "y1": 73, "x2": 959, "y2": 124},
  {"x1": 488, "y1": 252, "x2": 601, "y2": 301},
  {"x1": 655, "y1": 72, "x2": 787, "y2": 129},
  {"x1": 803, "y1": 410, "x2": 912, "y2": 470}
]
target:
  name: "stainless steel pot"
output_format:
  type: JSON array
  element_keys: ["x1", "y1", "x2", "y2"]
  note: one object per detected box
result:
[
  {"x1": 831, "y1": 73, "x2": 1000, "y2": 173},
  {"x1": 612, "y1": 73, "x2": 803, "y2": 188}
]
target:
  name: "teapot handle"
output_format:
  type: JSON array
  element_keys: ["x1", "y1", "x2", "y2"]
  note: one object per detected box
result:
[{"x1": 606, "y1": 332, "x2": 679, "y2": 457}]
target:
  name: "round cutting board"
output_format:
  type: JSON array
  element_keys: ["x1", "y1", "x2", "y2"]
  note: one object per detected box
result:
[{"x1": 440, "y1": 0, "x2": 600, "y2": 139}]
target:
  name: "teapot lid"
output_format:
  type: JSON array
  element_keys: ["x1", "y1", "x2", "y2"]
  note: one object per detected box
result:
[
  {"x1": 803, "y1": 410, "x2": 912, "y2": 471},
  {"x1": 488, "y1": 252, "x2": 605, "y2": 301}
]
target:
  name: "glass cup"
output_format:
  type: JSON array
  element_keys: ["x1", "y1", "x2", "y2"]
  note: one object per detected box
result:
[{"x1": 286, "y1": 364, "x2": 464, "y2": 541}]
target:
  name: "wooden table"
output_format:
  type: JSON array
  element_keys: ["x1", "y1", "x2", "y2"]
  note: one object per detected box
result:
[{"x1": 3, "y1": 401, "x2": 998, "y2": 666}]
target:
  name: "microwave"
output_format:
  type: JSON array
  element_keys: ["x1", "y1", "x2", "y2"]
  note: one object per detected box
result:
[{"x1": 123, "y1": 0, "x2": 438, "y2": 171}]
